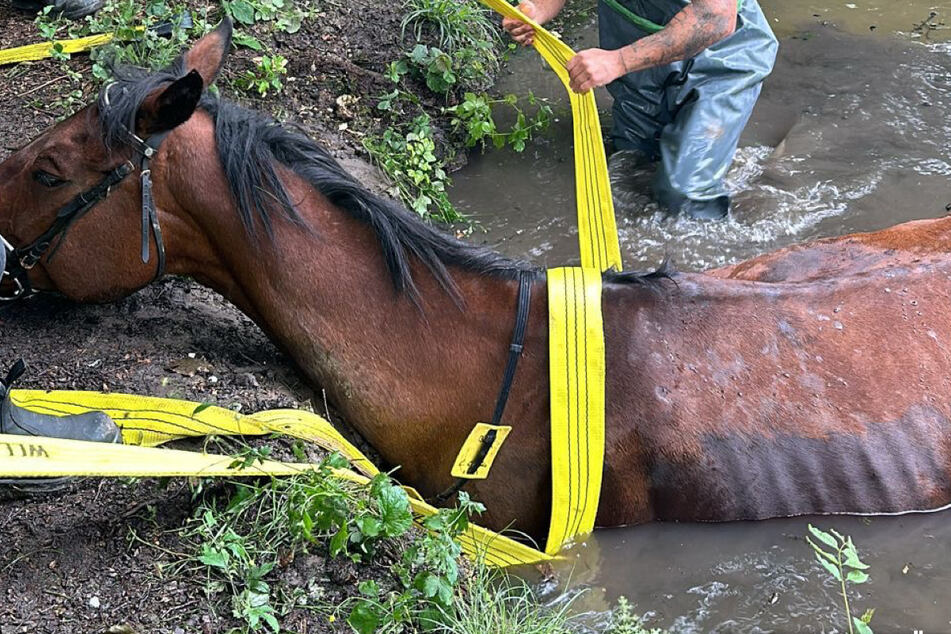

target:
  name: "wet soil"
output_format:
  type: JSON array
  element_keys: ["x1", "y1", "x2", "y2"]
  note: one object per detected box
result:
[{"x1": 0, "y1": 2, "x2": 484, "y2": 632}]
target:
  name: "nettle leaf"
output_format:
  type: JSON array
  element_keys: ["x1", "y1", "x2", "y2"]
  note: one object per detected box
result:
[
  {"x1": 808, "y1": 524, "x2": 839, "y2": 549},
  {"x1": 847, "y1": 570, "x2": 870, "y2": 584},
  {"x1": 358, "y1": 580, "x2": 380, "y2": 598},
  {"x1": 233, "y1": 32, "x2": 263, "y2": 51},
  {"x1": 198, "y1": 545, "x2": 229, "y2": 570},
  {"x1": 377, "y1": 485, "x2": 413, "y2": 537},
  {"x1": 348, "y1": 600, "x2": 382, "y2": 634},
  {"x1": 330, "y1": 526, "x2": 349, "y2": 558},
  {"x1": 227, "y1": 0, "x2": 255, "y2": 25},
  {"x1": 843, "y1": 540, "x2": 870, "y2": 570},
  {"x1": 417, "y1": 571, "x2": 441, "y2": 598}
]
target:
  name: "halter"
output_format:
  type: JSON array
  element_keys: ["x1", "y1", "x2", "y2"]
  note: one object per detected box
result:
[{"x1": 0, "y1": 89, "x2": 169, "y2": 302}]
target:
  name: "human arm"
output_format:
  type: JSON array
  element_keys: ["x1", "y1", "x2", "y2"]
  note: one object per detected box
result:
[
  {"x1": 566, "y1": 0, "x2": 737, "y2": 92},
  {"x1": 502, "y1": 0, "x2": 568, "y2": 47}
]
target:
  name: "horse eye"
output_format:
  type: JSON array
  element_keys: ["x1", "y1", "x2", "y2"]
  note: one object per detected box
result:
[{"x1": 32, "y1": 170, "x2": 67, "y2": 188}]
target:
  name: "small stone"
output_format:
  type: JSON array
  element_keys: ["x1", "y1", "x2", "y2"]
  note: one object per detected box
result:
[{"x1": 89, "y1": 596, "x2": 101, "y2": 609}]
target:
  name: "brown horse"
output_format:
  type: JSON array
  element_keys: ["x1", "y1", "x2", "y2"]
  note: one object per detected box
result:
[{"x1": 3, "y1": 22, "x2": 951, "y2": 541}]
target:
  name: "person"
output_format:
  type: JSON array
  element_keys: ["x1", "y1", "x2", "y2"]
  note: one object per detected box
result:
[
  {"x1": 504, "y1": 0, "x2": 778, "y2": 220},
  {"x1": 10, "y1": 0, "x2": 102, "y2": 20}
]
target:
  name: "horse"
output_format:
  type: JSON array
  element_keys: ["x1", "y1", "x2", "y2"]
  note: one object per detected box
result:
[{"x1": 4, "y1": 21, "x2": 951, "y2": 542}]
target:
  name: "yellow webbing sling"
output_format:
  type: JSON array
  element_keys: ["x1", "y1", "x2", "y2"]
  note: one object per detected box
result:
[
  {"x1": 1, "y1": 390, "x2": 552, "y2": 568},
  {"x1": 475, "y1": 2, "x2": 615, "y2": 554},
  {"x1": 0, "y1": 33, "x2": 116, "y2": 66},
  {"x1": 479, "y1": 0, "x2": 623, "y2": 273},
  {"x1": 544, "y1": 267, "x2": 605, "y2": 554}
]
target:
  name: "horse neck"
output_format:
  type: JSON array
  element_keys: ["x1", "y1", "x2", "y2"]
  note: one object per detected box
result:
[{"x1": 160, "y1": 147, "x2": 539, "y2": 482}]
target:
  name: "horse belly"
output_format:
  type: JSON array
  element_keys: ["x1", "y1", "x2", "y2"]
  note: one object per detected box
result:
[{"x1": 648, "y1": 403, "x2": 951, "y2": 521}]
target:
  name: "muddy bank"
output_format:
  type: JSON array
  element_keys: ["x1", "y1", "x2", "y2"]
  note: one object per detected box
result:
[{"x1": 0, "y1": 2, "x2": 507, "y2": 631}]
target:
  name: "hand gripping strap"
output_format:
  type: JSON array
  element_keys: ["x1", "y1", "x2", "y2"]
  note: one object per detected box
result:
[{"x1": 477, "y1": 0, "x2": 623, "y2": 273}]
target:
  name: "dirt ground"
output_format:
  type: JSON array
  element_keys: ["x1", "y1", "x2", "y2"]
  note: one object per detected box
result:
[{"x1": 0, "y1": 2, "x2": 488, "y2": 631}]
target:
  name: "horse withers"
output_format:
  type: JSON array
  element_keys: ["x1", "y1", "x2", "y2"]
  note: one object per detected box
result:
[{"x1": 3, "y1": 21, "x2": 951, "y2": 540}]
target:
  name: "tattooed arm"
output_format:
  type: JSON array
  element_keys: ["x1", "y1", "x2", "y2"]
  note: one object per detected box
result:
[{"x1": 566, "y1": 0, "x2": 737, "y2": 92}]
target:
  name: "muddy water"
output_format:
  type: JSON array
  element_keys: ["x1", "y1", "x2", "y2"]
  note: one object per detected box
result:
[{"x1": 450, "y1": 2, "x2": 951, "y2": 632}]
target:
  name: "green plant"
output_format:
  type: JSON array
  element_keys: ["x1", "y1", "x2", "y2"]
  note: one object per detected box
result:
[
  {"x1": 235, "y1": 54, "x2": 288, "y2": 97},
  {"x1": 806, "y1": 524, "x2": 875, "y2": 634},
  {"x1": 445, "y1": 91, "x2": 552, "y2": 151},
  {"x1": 223, "y1": 0, "x2": 306, "y2": 33},
  {"x1": 401, "y1": 0, "x2": 499, "y2": 55},
  {"x1": 344, "y1": 492, "x2": 487, "y2": 633},
  {"x1": 431, "y1": 561, "x2": 578, "y2": 634},
  {"x1": 400, "y1": 0, "x2": 500, "y2": 90},
  {"x1": 34, "y1": 0, "x2": 210, "y2": 80},
  {"x1": 606, "y1": 596, "x2": 665, "y2": 634},
  {"x1": 364, "y1": 114, "x2": 459, "y2": 222}
]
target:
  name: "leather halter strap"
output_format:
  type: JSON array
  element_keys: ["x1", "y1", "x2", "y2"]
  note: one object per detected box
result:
[
  {"x1": 1, "y1": 126, "x2": 170, "y2": 302},
  {"x1": 432, "y1": 269, "x2": 534, "y2": 505}
]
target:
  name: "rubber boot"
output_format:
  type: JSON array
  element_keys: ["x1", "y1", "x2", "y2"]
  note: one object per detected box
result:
[
  {"x1": 0, "y1": 359, "x2": 122, "y2": 498},
  {"x1": 681, "y1": 197, "x2": 730, "y2": 221},
  {"x1": 11, "y1": 0, "x2": 104, "y2": 19}
]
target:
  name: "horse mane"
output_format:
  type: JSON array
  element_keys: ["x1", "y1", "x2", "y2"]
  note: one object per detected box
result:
[{"x1": 95, "y1": 58, "x2": 668, "y2": 300}]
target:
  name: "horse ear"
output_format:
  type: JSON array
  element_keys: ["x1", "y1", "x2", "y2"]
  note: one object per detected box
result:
[
  {"x1": 135, "y1": 70, "x2": 204, "y2": 136},
  {"x1": 182, "y1": 18, "x2": 233, "y2": 87}
]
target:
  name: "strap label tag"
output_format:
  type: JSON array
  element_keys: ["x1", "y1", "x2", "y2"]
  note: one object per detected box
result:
[{"x1": 450, "y1": 423, "x2": 512, "y2": 480}]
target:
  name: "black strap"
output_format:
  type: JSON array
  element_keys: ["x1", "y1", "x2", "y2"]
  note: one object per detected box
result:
[
  {"x1": 432, "y1": 269, "x2": 533, "y2": 505},
  {"x1": 138, "y1": 130, "x2": 170, "y2": 280},
  {"x1": 2, "y1": 126, "x2": 170, "y2": 301}
]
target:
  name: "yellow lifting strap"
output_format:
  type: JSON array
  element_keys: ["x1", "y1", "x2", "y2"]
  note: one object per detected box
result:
[
  {"x1": 479, "y1": 0, "x2": 623, "y2": 273},
  {"x1": 0, "y1": 390, "x2": 553, "y2": 568},
  {"x1": 0, "y1": 33, "x2": 116, "y2": 66},
  {"x1": 545, "y1": 267, "x2": 606, "y2": 555}
]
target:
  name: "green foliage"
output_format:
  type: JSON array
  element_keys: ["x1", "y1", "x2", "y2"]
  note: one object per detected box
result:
[
  {"x1": 400, "y1": 0, "x2": 500, "y2": 92},
  {"x1": 446, "y1": 92, "x2": 552, "y2": 151},
  {"x1": 401, "y1": 0, "x2": 499, "y2": 55},
  {"x1": 364, "y1": 114, "x2": 459, "y2": 222},
  {"x1": 367, "y1": 88, "x2": 550, "y2": 223},
  {"x1": 606, "y1": 596, "x2": 665, "y2": 634},
  {"x1": 806, "y1": 524, "x2": 875, "y2": 634},
  {"x1": 235, "y1": 54, "x2": 288, "y2": 97},
  {"x1": 34, "y1": 0, "x2": 213, "y2": 81},
  {"x1": 430, "y1": 560, "x2": 578, "y2": 634},
  {"x1": 223, "y1": 0, "x2": 305, "y2": 33},
  {"x1": 181, "y1": 450, "x2": 523, "y2": 633},
  {"x1": 343, "y1": 492, "x2": 488, "y2": 633}
]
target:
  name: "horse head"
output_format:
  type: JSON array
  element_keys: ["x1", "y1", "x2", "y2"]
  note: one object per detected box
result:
[{"x1": 0, "y1": 20, "x2": 233, "y2": 303}]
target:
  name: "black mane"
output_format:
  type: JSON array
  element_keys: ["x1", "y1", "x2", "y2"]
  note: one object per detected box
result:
[{"x1": 96, "y1": 58, "x2": 668, "y2": 300}]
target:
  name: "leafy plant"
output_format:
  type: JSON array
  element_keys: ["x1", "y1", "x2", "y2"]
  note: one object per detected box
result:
[
  {"x1": 364, "y1": 114, "x2": 459, "y2": 222},
  {"x1": 344, "y1": 491, "x2": 487, "y2": 633},
  {"x1": 606, "y1": 596, "x2": 665, "y2": 634},
  {"x1": 401, "y1": 0, "x2": 499, "y2": 55},
  {"x1": 223, "y1": 0, "x2": 306, "y2": 33},
  {"x1": 428, "y1": 555, "x2": 578, "y2": 634},
  {"x1": 34, "y1": 0, "x2": 213, "y2": 80},
  {"x1": 235, "y1": 54, "x2": 288, "y2": 97},
  {"x1": 445, "y1": 91, "x2": 552, "y2": 151},
  {"x1": 400, "y1": 0, "x2": 500, "y2": 91},
  {"x1": 806, "y1": 524, "x2": 875, "y2": 634}
]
